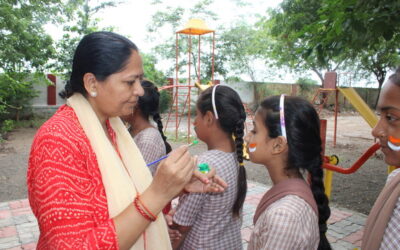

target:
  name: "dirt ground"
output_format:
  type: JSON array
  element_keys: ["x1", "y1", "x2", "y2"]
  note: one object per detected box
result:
[{"x1": 0, "y1": 112, "x2": 388, "y2": 215}]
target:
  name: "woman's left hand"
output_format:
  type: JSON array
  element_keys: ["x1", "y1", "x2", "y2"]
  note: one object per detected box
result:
[{"x1": 184, "y1": 168, "x2": 228, "y2": 193}]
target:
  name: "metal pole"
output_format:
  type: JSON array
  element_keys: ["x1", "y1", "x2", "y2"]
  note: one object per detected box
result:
[
  {"x1": 175, "y1": 33, "x2": 179, "y2": 140},
  {"x1": 334, "y1": 89, "x2": 338, "y2": 147},
  {"x1": 198, "y1": 35, "x2": 201, "y2": 84},
  {"x1": 188, "y1": 35, "x2": 191, "y2": 87},
  {"x1": 188, "y1": 35, "x2": 192, "y2": 143},
  {"x1": 320, "y1": 119, "x2": 332, "y2": 198},
  {"x1": 212, "y1": 32, "x2": 215, "y2": 84}
]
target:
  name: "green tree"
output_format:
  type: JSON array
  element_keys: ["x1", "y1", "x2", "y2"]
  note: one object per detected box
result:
[
  {"x1": 0, "y1": 73, "x2": 45, "y2": 121},
  {"x1": 356, "y1": 41, "x2": 400, "y2": 105},
  {"x1": 309, "y1": 0, "x2": 400, "y2": 103},
  {"x1": 316, "y1": 0, "x2": 400, "y2": 53},
  {"x1": 142, "y1": 53, "x2": 167, "y2": 86},
  {"x1": 51, "y1": 0, "x2": 119, "y2": 78},
  {"x1": 255, "y1": 0, "x2": 345, "y2": 85},
  {"x1": 141, "y1": 53, "x2": 172, "y2": 113},
  {"x1": 218, "y1": 22, "x2": 259, "y2": 82},
  {"x1": 0, "y1": 0, "x2": 62, "y2": 129},
  {"x1": 256, "y1": 0, "x2": 400, "y2": 105},
  {"x1": 0, "y1": 0, "x2": 61, "y2": 72}
]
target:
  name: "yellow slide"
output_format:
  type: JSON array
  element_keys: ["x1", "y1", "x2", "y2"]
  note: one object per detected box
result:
[
  {"x1": 338, "y1": 88, "x2": 397, "y2": 174},
  {"x1": 338, "y1": 87, "x2": 378, "y2": 128}
]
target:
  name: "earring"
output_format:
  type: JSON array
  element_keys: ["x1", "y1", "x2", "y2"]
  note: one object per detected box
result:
[{"x1": 90, "y1": 92, "x2": 97, "y2": 97}]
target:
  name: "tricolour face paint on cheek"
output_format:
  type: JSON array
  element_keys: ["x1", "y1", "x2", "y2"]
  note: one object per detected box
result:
[
  {"x1": 249, "y1": 143, "x2": 257, "y2": 153},
  {"x1": 388, "y1": 135, "x2": 400, "y2": 151}
]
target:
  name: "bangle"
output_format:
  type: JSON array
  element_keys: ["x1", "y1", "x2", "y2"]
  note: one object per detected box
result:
[
  {"x1": 133, "y1": 195, "x2": 156, "y2": 222},
  {"x1": 137, "y1": 195, "x2": 157, "y2": 220}
]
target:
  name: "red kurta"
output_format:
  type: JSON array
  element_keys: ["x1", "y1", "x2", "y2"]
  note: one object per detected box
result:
[{"x1": 27, "y1": 105, "x2": 119, "y2": 249}]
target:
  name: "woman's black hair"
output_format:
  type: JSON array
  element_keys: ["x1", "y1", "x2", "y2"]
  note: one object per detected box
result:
[
  {"x1": 59, "y1": 31, "x2": 138, "y2": 99},
  {"x1": 197, "y1": 85, "x2": 247, "y2": 217},
  {"x1": 260, "y1": 95, "x2": 331, "y2": 250},
  {"x1": 138, "y1": 80, "x2": 172, "y2": 154}
]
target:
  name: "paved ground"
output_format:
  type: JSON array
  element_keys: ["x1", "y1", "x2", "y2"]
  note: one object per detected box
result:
[{"x1": 0, "y1": 181, "x2": 366, "y2": 250}]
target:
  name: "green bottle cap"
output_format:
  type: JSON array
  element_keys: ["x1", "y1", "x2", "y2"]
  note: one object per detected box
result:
[{"x1": 198, "y1": 163, "x2": 210, "y2": 174}]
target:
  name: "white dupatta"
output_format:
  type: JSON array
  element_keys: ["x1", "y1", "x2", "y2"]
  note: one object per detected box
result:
[{"x1": 67, "y1": 93, "x2": 171, "y2": 250}]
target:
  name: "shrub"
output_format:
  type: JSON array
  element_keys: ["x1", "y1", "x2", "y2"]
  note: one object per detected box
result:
[
  {"x1": 296, "y1": 77, "x2": 318, "y2": 98},
  {"x1": 159, "y1": 90, "x2": 172, "y2": 113},
  {"x1": 0, "y1": 72, "x2": 48, "y2": 121},
  {"x1": 0, "y1": 119, "x2": 15, "y2": 141}
]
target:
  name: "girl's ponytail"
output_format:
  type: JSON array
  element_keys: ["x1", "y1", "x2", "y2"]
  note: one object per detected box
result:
[
  {"x1": 138, "y1": 80, "x2": 172, "y2": 154},
  {"x1": 310, "y1": 160, "x2": 331, "y2": 250},
  {"x1": 233, "y1": 118, "x2": 247, "y2": 217},
  {"x1": 153, "y1": 113, "x2": 172, "y2": 154}
]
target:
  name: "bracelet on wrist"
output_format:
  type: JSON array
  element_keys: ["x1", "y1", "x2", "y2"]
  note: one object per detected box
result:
[
  {"x1": 137, "y1": 194, "x2": 157, "y2": 220},
  {"x1": 133, "y1": 195, "x2": 156, "y2": 222}
]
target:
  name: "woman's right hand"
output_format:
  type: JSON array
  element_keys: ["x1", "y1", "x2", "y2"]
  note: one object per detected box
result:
[
  {"x1": 114, "y1": 146, "x2": 195, "y2": 249},
  {"x1": 150, "y1": 145, "x2": 196, "y2": 202}
]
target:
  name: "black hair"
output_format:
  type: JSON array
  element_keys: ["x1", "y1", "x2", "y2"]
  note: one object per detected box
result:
[
  {"x1": 59, "y1": 31, "x2": 138, "y2": 99},
  {"x1": 259, "y1": 95, "x2": 331, "y2": 250},
  {"x1": 139, "y1": 80, "x2": 172, "y2": 154},
  {"x1": 197, "y1": 85, "x2": 247, "y2": 217}
]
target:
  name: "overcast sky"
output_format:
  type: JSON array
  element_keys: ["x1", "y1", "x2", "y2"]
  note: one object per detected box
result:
[
  {"x1": 98, "y1": 0, "x2": 279, "y2": 53},
  {"x1": 47, "y1": 0, "x2": 278, "y2": 53},
  {"x1": 46, "y1": 0, "x2": 387, "y2": 86},
  {"x1": 45, "y1": 0, "x2": 292, "y2": 81}
]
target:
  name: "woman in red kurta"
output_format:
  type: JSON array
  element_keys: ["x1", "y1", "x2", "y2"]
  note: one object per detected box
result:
[
  {"x1": 28, "y1": 105, "x2": 119, "y2": 248},
  {"x1": 27, "y1": 31, "x2": 226, "y2": 250}
]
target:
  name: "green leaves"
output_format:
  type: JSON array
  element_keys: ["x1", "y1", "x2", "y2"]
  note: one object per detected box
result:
[
  {"x1": 0, "y1": 0, "x2": 64, "y2": 130},
  {"x1": 0, "y1": 1, "x2": 60, "y2": 72},
  {"x1": 141, "y1": 53, "x2": 167, "y2": 86},
  {"x1": 51, "y1": 0, "x2": 118, "y2": 78},
  {"x1": 254, "y1": 0, "x2": 400, "y2": 89}
]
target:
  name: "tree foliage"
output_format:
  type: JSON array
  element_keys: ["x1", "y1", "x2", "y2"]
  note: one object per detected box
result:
[
  {"x1": 315, "y1": 0, "x2": 400, "y2": 53},
  {"x1": 141, "y1": 53, "x2": 171, "y2": 113},
  {"x1": 255, "y1": 0, "x2": 344, "y2": 84},
  {"x1": 310, "y1": 0, "x2": 400, "y2": 100},
  {"x1": 142, "y1": 53, "x2": 167, "y2": 86},
  {"x1": 218, "y1": 22, "x2": 259, "y2": 81},
  {"x1": 51, "y1": 0, "x2": 119, "y2": 77},
  {"x1": 0, "y1": 0, "x2": 62, "y2": 72},
  {"x1": 0, "y1": 0, "x2": 63, "y2": 134},
  {"x1": 257, "y1": 0, "x2": 400, "y2": 93}
]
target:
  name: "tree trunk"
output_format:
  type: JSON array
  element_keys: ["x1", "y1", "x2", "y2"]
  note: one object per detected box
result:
[
  {"x1": 373, "y1": 69, "x2": 386, "y2": 109},
  {"x1": 311, "y1": 68, "x2": 324, "y2": 86}
]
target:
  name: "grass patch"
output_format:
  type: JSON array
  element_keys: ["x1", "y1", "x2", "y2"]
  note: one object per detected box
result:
[
  {"x1": 14, "y1": 116, "x2": 47, "y2": 129},
  {"x1": 1, "y1": 116, "x2": 47, "y2": 142},
  {"x1": 164, "y1": 130, "x2": 197, "y2": 144}
]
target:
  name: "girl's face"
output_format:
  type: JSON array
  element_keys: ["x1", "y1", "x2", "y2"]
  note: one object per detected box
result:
[
  {"x1": 244, "y1": 110, "x2": 274, "y2": 164},
  {"x1": 372, "y1": 81, "x2": 400, "y2": 166},
  {"x1": 90, "y1": 50, "x2": 145, "y2": 119}
]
